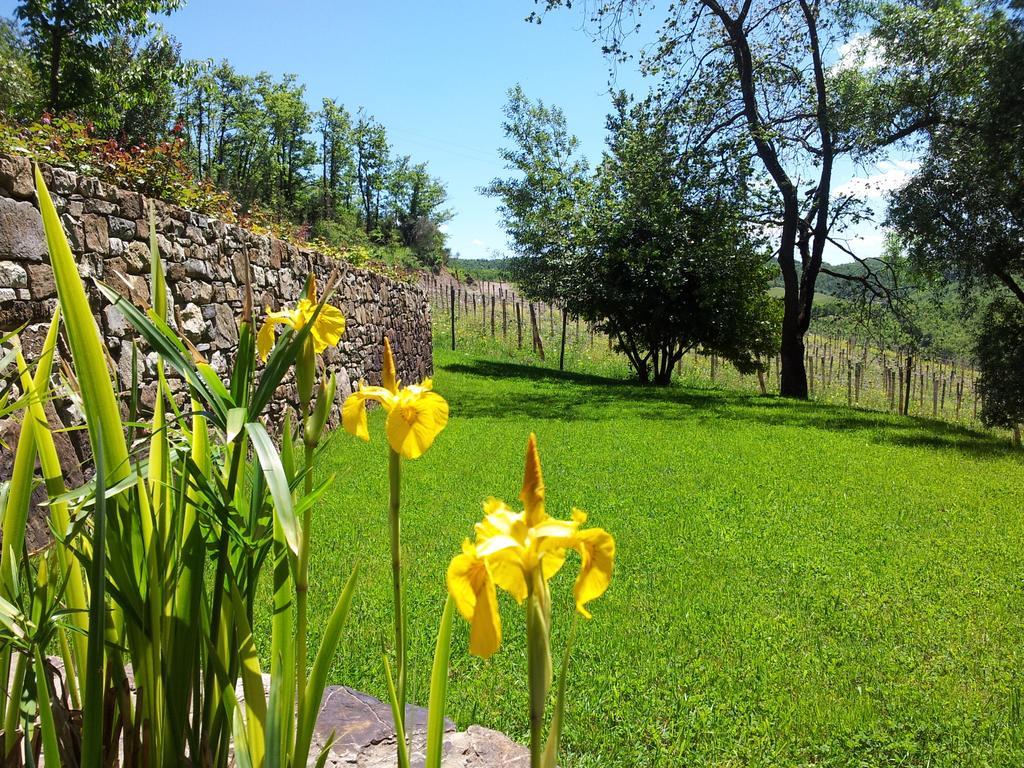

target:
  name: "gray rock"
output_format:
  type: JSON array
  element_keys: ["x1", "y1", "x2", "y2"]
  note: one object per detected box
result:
[
  {"x1": 0, "y1": 197, "x2": 47, "y2": 262},
  {"x1": 180, "y1": 302, "x2": 206, "y2": 340},
  {"x1": 0, "y1": 261, "x2": 28, "y2": 288}
]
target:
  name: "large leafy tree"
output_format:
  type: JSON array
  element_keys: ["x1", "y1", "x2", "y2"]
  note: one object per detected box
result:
[
  {"x1": 532, "y1": 0, "x2": 994, "y2": 398},
  {"x1": 888, "y1": 3, "x2": 1023, "y2": 428},
  {"x1": 0, "y1": 18, "x2": 40, "y2": 117},
  {"x1": 15, "y1": 0, "x2": 182, "y2": 118},
  {"x1": 585, "y1": 95, "x2": 779, "y2": 384},
  {"x1": 975, "y1": 298, "x2": 1024, "y2": 432},
  {"x1": 486, "y1": 88, "x2": 778, "y2": 385},
  {"x1": 483, "y1": 85, "x2": 591, "y2": 304},
  {"x1": 888, "y1": 5, "x2": 1023, "y2": 306}
]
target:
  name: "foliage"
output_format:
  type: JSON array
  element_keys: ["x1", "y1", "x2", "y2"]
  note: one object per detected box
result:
[
  {"x1": 175, "y1": 64, "x2": 452, "y2": 264},
  {"x1": 887, "y1": 6, "x2": 1024, "y2": 308},
  {"x1": 486, "y1": 89, "x2": 778, "y2": 385},
  {"x1": 14, "y1": 0, "x2": 184, "y2": 138},
  {"x1": 0, "y1": 17, "x2": 40, "y2": 117},
  {"x1": 533, "y1": 0, "x2": 997, "y2": 398},
  {"x1": 0, "y1": 113, "x2": 234, "y2": 214},
  {"x1": 483, "y1": 85, "x2": 590, "y2": 305},
  {"x1": 448, "y1": 257, "x2": 512, "y2": 282},
  {"x1": 587, "y1": 96, "x2": 779, "y2": 384},
  {"x1": 976, "y1": 297, "x2": 1024, "y2": 429}
]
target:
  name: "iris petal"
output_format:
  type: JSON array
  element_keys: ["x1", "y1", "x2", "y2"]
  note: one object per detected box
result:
[
  {"x1": 572, "y1": 528, "x2": 616, "y2": 619},
  {"x1": 446, "y1": 542, "x2": 502, "y2": 658},
  {"x1": 341, "y1": 391, "x2": 371, "y2": 442},
  {"x1": 384, "y1": 390, "x2": 449, "y2": 459},
  {"x1": 519, "y1": 433, "x2": 546, "y2": 526},
  {"x1": 310, "y1": 303, "x2": 346, "y2": 354},
  {"x1": 256, "y1": 315, "x2": 283, "y2": 361}
]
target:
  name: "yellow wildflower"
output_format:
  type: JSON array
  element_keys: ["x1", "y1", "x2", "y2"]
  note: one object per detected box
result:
[
  {"x1": 256, "y1": 296, "x2": 346, "y2": 362},
  {"x1": 446, "y1": 434, "x2": 615, "y2": 658},
  {"x1": 342, "y1": 337, "x2": 449, "y2": 459}
]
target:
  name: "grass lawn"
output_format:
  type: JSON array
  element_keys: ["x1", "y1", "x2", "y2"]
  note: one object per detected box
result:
[{"x1": 262, "y1": 345, "x2": 1024, "y2": 767}]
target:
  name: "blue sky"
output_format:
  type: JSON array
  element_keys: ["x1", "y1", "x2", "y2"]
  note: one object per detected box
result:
[{"x1": 1, "y1": 0, "x2": 910, "y2": 263}]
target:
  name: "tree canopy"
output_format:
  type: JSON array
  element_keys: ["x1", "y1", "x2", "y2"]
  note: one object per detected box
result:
[
  {"x1": 486, "y1": 88, "x2": 779, "y2": 385},
  {"x1": 0, "y1": 4, "x2": 454, "y2": 267}
]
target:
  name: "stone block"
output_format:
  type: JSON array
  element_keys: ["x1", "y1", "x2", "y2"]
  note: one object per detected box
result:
[
  {"x1": 0, "y1": 261, "x2": 28, "y2": 288},
  {"x1": 109, "y1": 216, "x2": 136, "y2": 240},
  {"x1": 0, "y1": 155, "x2": 33, "y2": 199},
  {"x1": 0, "y1": 197, "x2": 46, "y2": 262},
  {"x1": 26, "y1": 264, "x2": 55, "y2": 299},
  {"x1": 82, "y1": 214, "x2": 109, "y2": 253}
]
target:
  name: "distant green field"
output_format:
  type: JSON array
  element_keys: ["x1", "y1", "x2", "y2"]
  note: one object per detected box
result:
[{"x1": 265, "y1": 344, "x2": 1024, "y2": 767}]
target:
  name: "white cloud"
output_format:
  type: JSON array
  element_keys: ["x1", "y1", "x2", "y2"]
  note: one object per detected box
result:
[
  {"x1": 438, "y1": 223, "x2": 450, "y2": 234},
  {"x1": 833, "y1": 160, "x2": 919, "y2": 199},
  {"x1": 835, "y1": 34, "x2": 886, "y2": 72},
  {"x1": 471, "y1": 238, "x2": 485, "y2": 247}
]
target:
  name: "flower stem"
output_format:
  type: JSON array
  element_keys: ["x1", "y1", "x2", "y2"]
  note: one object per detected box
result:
[
  {"x1": 388, "y1": 448, "x2": 408, "y2": 738},
  {"x1": 526, "y1": 584, "x2": 548, "y2": 768}
]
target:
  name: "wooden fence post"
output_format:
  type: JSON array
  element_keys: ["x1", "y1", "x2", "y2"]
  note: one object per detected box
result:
[
  {"x1": 529, "y1": 303, "x2": 545, "y2": 360},
  {"x1": 450, "y1": 285, "x2": 456, "y2": 351},
  {"x1": 515, "y1": 302, "x2": 523, "y2": 349},
  {"x1": 559, "y1": 308, "x2": 568, "y2": 372}
]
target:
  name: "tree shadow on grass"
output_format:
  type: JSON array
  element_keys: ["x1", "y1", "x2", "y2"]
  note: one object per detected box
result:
[
  {"x1": 441, "y1": 357, "x2": 1022, "y2": 461},
  {"x1": 441, "y1": 358, "x2": 737, "y2": 422}
]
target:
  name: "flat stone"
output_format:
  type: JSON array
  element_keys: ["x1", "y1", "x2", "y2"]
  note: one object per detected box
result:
[
  {"x1": 82, "y1": 214, "x2": 109, "y2": 253},
  {"x1": 0, "y1": 261, "x2": 28, "y2": 288},
  {"x1": 307, "y1": 685, "x2": 527, "y2": 768},
  {"x1": 0, "y1": 154, "x2": 33, "y2": 199},
  {"x1": 0, "y1": 197, "x2": 46, "y2": 262},
  {"x1": 180, "y1": 302, "x2": 206, "y2": 340}
]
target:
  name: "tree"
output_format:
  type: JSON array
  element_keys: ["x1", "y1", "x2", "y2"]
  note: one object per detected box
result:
[
  {"x1": 350, "y1": 111, "x2": 388, "y2": 235},
  {"x1": 483, "y1": 85, "x2": 590, "y2": 305},
  {"x1": 976, "y1": 298, "x2": 1024, "y2": 433},
  {"x1": 317, "y1": 98, "x2": 355, "y2": 221},
  {"x1": 0, "y1": 18, "x2": 40, "y2": 117},
  {"x1": 15, "y1": 0, "x2": 182, "y2": 116},
  {"x1": 532, "y1": 0, "x2": 992, "y2": 398},
  {"x1": 887, "y1": 4, "x2": 1023, "y2": 430},
  {"x1": 586, "y1": 95, "x2": 779, "y2": 384},
  {"x1": 888, "y1": 7, "x2": 1023, "y2": 307},
  {"x1": 486, "y1": 88, "x2": 778, "y2": 385},
  {"x1": 260, "y1": 74, "x2": 315, "y2": 216},
  {"x1": 92, "y1": 27, "x2": 182, "y2": 142}
]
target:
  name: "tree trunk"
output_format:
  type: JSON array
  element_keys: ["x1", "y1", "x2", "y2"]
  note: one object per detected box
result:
[
  {"x1": 558, "y1": 309, "x2": 568, "y2": 371},
  {"x1": 779, "y1": 320, "x2": 807, "y2": 398},
  {"x1": 48, "y1": 6, "x2": 64, "y2": 112}
]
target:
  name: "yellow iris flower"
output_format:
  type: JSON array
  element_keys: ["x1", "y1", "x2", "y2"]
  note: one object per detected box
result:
[
  {"x1": 256, "y1": 297, "x2": 346, "y2": 362},
  {"x1": 342, "y1": 337, "x2": 449, "y2": 459},
  {"x1": 446, "y1": 434, "x2": 615, "y2": 659}
]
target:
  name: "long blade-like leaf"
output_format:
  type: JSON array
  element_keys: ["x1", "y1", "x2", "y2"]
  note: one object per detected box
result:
[
  {"x1": 35, "y1": 166, "x2": 130, "y2": 485},
  {"x1": 247, "y1": 422, "x2": 299, "y2": 556},
  {"x1": 80, "y1": 418, "x2": 106, "y2": 768},
  {"x1": 541, "y1": 616, "x2": 578, "y2": 768},
  {"x1": 293, "y1": 564, "x2": 359, "y2": 768},
  {"x1": 425, "y1": 596, "x2": 455, "y2": 768}
]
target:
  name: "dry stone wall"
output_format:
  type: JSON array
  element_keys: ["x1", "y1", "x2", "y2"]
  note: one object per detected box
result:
[{"x1": 0, "y1": 153, "x2": 432, "y2": 474}]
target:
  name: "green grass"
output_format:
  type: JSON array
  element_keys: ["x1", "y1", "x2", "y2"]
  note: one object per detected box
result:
[{"x1": 262, "y1": 345, "x2": 1024, "y2": 767}]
